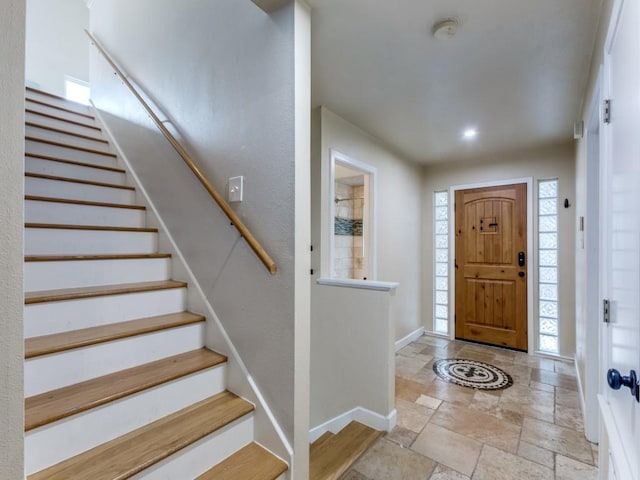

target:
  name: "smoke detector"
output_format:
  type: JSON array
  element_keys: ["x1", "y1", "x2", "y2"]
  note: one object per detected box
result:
[{"x1": 432, "y1": 18, "x2": 459, "y2": 39}]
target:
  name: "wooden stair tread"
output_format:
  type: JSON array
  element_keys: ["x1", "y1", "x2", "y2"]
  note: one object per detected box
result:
[
  {"x1": 25, "y1": 97, "x2": 95, "y2": 119},
  {"x1": 26, "y1": 109, "x2": 101, "y2": 130},
  {"x1": 28, "y1": 391, "x2": 254, "y2": 480},
  {"x1": 25, "y1": 347, "x2": 224, "y2": 430},
  {"x1": 310, "y1": 431, "x2": 335, "y2": 457},
  {"x1": 26, "y1": 152, "x2": 124, "y2": 173},
  {"x1": 26, "y1": 121, "x2": 108, "y2": 143},
  {"x1": 26, "y1": 136, "x2": 115, "y2": 157},
  {"x1": 309, "y1": 422, "x2": 382, "y2": 480},
  {"x1": 25, "y1": 172, "x2": 134, "y2": 190},
  {"x1": 25, "y1": 311, "x2": 203, "y2": 359},
  {"x1": 25, "y1": 280, "x2": 187, "y2": 304},
  {"x1": 25, "y1": 223, "x2": 157, "y2": 233},
  {"x1": 196, "y1": 443, "x2": 287, "y2": 480},
  {"x1": 25, "y1": 195, "x2": 145, "y2": 210},
  {"x1": 25, "y1": 253, "x2": 170, "y2": 262}
]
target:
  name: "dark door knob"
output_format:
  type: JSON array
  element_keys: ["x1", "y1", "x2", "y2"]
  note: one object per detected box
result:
[
  {"x1": 607, "y1": 369, "x2": 640, "y2": 402},
  {"x1": 518, "y1": 271, "x2": 525, "y2": 278}
]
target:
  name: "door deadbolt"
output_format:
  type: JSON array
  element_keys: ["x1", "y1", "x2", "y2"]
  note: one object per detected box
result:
[{"x1": 518, "y1": 251, "x2": 525, "y2": 267}]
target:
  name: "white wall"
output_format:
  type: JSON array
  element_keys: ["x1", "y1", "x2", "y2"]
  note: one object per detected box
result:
[
  {"x1": 25, "y1": 0, "x2": 89, "y2": 96},
  {"x1": 310, "y1": 284, "x2": 395, "y2": 429},
  {"x1": 422, "y1": 143, "x2": 576, "y2": 357},
  {"x1": 0, "y1": 0, "x2": 25, "y2": 478},
  {"x1": 312, "y1": 107, "x2": 424, "y2": 341},
  {"x1": 89, "y1": 0, "x2": 305, "y2": 461}
]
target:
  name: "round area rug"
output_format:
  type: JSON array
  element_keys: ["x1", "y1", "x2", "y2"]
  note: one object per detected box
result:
[{"x1": 432, "y1": 358, "x2": 513, "y2": 390}]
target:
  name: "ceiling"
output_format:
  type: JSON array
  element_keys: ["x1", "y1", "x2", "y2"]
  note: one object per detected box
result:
[{"x1": 309, "y1": 0, "x2": 603, "y2": 164}]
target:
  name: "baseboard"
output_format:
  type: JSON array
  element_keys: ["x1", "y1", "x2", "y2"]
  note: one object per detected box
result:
[
  {"x1": 309, "y1": 407, "x2": 397, "y2": 443},
  {"x1": 395, "y1": 327, "x2": 425, "y2": 352},
  {"x1": 574, "y1": 355, "x2": 588, "y2": 426}
]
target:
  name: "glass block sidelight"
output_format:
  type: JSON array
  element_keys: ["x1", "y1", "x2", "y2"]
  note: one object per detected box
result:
[
  {"x1": 538, "y1": 179, "x2": 559, "y2": 353},
  {"x1": 434, "y1": 191, "x2": 450, "y2": 334}
]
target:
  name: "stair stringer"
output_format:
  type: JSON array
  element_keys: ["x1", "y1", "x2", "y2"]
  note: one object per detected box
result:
[{"x1": 92, "y1": 106, "x2": 293, "y2": 478}]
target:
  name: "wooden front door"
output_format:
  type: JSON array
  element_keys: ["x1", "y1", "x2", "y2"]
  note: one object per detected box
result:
[{"x1": 455, "y1": 183, "x2": 528, "y2": 351}]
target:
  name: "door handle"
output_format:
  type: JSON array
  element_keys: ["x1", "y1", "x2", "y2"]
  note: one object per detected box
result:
[{"x1": 607, "y1": 368, "x2": 640, "y2": 403}]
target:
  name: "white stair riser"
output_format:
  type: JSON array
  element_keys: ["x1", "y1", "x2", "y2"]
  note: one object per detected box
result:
[
  {"x1": 25, "y1": 200, "x2": 146, "y2": 227},
  {"x1": 25, "y1": 228, "x2": 157, "y2": 256},
  {"x1": 26, "y1": 140, "x2": 118, "y2": 168},
  {"x1": 26, "y1": 177, "x2": 135, "y2": 205},
  {"x1": 131, "y1": 415, "x2": 254, "y2": 480},
  {"x1": 25, "y1": 257, "x2": 171, "y2": 291},
  {"x1": 25, "y1": 366, "x2": 227, "y2": 475},
  {"x1": 25, "y1": 288, "x2": 186, "y2": 337},
  {"x1": 26, "y1": 125, "x2": 111, "y2": 153},
  {"x1": 26, "y1": 157, "x2": 126, "y2": 185},
  {"x1": 24, "y1": 323, "x2": 205, "y2": 396},
  {"x1": 25, "y1": 101, "x2": 97, "y2": 127},
  {"x1": 26, "y1": 93, "x2": 92, "y2": 116},
  {"x1": 26, "y1": 111, "x2": 103, "y2": 138}
]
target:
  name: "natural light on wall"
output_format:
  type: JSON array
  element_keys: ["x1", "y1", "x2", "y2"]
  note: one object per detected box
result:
[
  {"x1": 65, "y1": 77, "x2": 90, "y2": 105},
  {"x1": 434, "y1": 191, "x2": 449, "y2": 335},
  {"x1": 538, "y1": 179, "x2": 559, "y2": 353}
]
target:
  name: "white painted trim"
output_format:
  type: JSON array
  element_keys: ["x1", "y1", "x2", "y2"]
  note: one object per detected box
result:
[
  {"x1": 91, "y1": 105, "x2": 294, "y2": 464},
  {"x1": 532, "y1": 351, "x2": 573, "y2": 363},
  {"x1": 574, "y1": 355, "x2": 588, "y2": 422},
  {"x1": 422, "y1": 330, "x2": 450, "y2": 340},
  {"x1": 316, "y1": 277, "x2": 398, "y2": 292},
  {"x1": 309, "y1": 407, "x2": 397, "y2": 443},
  {"x1": 328, "y1": 149, "x2": 377, "y2": 280},
  {"x1": 449, "y1": 177, "x2": 534, "y2": 352},
  {"x1": 598, "y1": 394, "x2": 635, "y2": 480},
  {"x1": 395, "y1": 327, "x2": 425, "y2": 351}
]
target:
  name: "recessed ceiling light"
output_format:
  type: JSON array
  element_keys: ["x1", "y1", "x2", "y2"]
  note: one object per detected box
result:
[{"x1": 463, "y1": 128, "x2": 478, "y2": 140}]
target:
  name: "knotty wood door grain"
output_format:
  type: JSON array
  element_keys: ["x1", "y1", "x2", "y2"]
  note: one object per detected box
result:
[{"x1": 455, "y1": 183, "x2": 527, "y2": 351}]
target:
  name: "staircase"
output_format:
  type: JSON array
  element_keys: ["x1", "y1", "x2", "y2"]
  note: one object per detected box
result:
[{"x1": 23, "y1": 87, "x2": 288, "y2": 480}]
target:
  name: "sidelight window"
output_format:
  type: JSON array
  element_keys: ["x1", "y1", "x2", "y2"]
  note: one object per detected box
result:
[
  {"x1": 538, "y1": 179, "x2": 559, "y2": 353},
  {"x1": 434, "y1": 190, "x2": 450, "y2": 334}
]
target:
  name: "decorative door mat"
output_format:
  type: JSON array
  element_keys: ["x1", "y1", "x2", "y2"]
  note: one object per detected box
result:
[{"x1": 433, "y1": 358, "x2": 513, "y2": 390}]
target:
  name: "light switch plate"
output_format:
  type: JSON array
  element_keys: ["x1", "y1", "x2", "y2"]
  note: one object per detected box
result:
[{"x1": 228, "y1": 176, "x2": 243, "y2": 202}]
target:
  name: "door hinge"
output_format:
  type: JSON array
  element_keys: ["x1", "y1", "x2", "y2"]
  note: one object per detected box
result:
[
  {"x1": 603, "y1": 99, "x2": 611, "y2": 124},
  {"x1": 603, "y1": 298, "x2": 610, "y2": 323}
]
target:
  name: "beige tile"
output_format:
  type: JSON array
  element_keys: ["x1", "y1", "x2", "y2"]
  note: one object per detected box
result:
[
  {"x1": 529, "y1": 381, "x2": 555, "y2": 393},
  {"x1": 556, "y1": 387, "x2": 581, "y2": 408},
  {"x1": 396, "y1": 398, "x2": 435, "y2": 433},
  {"x1": 491, "y1": 361, "x2": 532, "y2": 384},
  {"x1": 429, "y1": 464, "x2": 471, "y2": 480},
  {"x1": 468, "y1": 390, "x2": 523, "y2": 425},
  {"x1": 555, "y1": 360, "x2": 576, "y2": 376},
  {"x1": 430, "y1": 402, "x2": 521, "y2": 453},
  {"x1": 414, "y1": 336, "x2": 451, "y2": 348},
  {"x1": 396, "y1": 376, "x2": 431, "y2": 402},
  {"x1": 422, "y1": 378, "x2": 476, "y2": 407},
  {"x1": 513, "y1": 354, "x2": 556, "y2": 372},
  {"x1": 455, "y1": 347, "x2": 496, "y2": 364},
  {"x1": 472, "y1": 445, "x2": 554, "y2": 480},
  {"x1": 399, "y1": 344, "x2": 425, "y2": 357},
  {"x1": 520, "y1": 417, "x2": 593, "y2": 464},
  {"x1": 531, "y1": 368, "x2": 578, "y2": 391},
  {"x1": 420, "y1": 342, "x2": 463, "y2": 359},
  {"x1": 555, "y1": 403, "x2": 584, "y2": 432},
  {"x1": 353, "y1": 438, "x2": 436, "y2": 480},
  {"x1": 410, "y1": 366, "x2": 438, "y2": 384},
  {"x1": 517, "y1": 441, "x2": 555, "y2": 469},
  {"x1": 340, "y1": 469, "x2": 370, "y2": 480},
  {"x1": 556, "y1": 454, "x2": 598, "y2": 480},
  {"x1": 498, "y1": 384, "x2": 555, "y2": 421},
  {"x1": 412, "y1": 423, "x2": 482, "y2": 477},
  {"x1": 385, "y1": 425, "x2": 418, "y2": 448},
  {"x1": 397, "y1": 355, "x2": 429, "y2": 379},
  {"x1": 416, "y1": 394, "x2": 442, "y2": 410}
]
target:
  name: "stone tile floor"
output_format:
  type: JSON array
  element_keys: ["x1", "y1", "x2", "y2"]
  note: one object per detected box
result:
[{"x1": 341, "y1": 335, "x2": 598, "y2": 480}]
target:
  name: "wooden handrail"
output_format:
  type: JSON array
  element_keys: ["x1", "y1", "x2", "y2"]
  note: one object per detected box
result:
[{"x1": 85, "y1": 30, "x2": 277, "y2": 275}]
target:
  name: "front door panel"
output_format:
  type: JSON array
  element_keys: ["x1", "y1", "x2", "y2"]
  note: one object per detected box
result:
[{"x1": 455, "y1": 183, "x2": 528, "y2": 350}]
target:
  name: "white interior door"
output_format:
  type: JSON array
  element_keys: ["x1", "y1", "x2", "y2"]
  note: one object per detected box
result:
[{"x1": 599, "y1": 1, "x2": 640, "y2": 479}]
